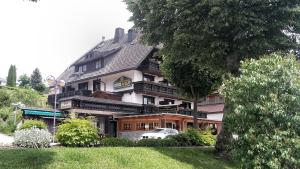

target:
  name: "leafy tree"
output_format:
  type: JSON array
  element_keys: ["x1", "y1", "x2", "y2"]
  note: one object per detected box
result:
[
  {"x1": 161, "y1": 56, "x2": 221, "y2": 128},
  {"x1": 18, "y1": 74, "x2": 31, "y2": 88},
  {"x1": 6, "y1": 65, "x2": 17, "y2": 87},
  {"x1": 221, "y1": 53, "x2": 300, "y2": 169},
  {"x1": 30, "y1": 68, "x2": 45, "y2": 93},
  {"x1": 125, "y1": 0, "x2": 300, "y2": 157}
]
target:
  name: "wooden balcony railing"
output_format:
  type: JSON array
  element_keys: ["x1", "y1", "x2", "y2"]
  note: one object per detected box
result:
[
  {"x1": 48, "y1": 90, "x2": 92, "y2": 105},
  {"x1": 139, "y1": 59, "x2": 161, "y2": 76},
  {"x1": 133, "y1": 81, "x2": 178, "y2": 99}
]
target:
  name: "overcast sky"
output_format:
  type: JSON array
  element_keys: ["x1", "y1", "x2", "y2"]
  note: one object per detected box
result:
[{"x1": 0, "y1": 0, "x2": 133, "y2": 80}]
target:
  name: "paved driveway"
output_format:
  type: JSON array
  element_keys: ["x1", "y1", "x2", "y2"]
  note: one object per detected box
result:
[{"x1": 0, "y1": 133, "x2": 14, "y2": 147}]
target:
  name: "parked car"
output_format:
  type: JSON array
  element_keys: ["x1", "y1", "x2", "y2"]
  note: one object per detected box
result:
[{"x1": 140, "y1": 128, "x2": 179, "y2": 140}]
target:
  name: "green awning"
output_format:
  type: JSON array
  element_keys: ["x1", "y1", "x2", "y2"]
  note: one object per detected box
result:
[{"x1": 24, "y1": 109, "x2": 63, "y2": 117}]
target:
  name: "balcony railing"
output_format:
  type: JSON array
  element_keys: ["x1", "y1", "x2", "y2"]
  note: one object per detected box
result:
[
  {"x1": 48, "y1": 90, "x2": 92, "y2": 105},
  {"x1": 133, "y1": 81, "x2": 178, "y2": 99},
  {"x1": 139, "y1": 59, "x2": 161, "y2": 76},
  {"x1": 142, "y1": 104, "x2": 207, "y2": 118}
]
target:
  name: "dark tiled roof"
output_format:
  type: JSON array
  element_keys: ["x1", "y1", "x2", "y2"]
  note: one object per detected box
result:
[
  {"x1": 58, "y1": 32, "x2": 154, "y2": 83},
  {"x1": 59, "y1": 95, "x2": 143, "y2": 107}
]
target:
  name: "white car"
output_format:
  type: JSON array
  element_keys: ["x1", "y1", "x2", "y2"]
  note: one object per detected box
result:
[{"x1": 140, "y1": 128, "x2": 179, "y2": 140}]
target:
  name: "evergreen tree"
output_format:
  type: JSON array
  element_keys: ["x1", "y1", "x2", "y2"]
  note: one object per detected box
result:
[
  {"x1": 30, "y1": 68, "x2": 45, "y2": 93},
  {"x1": 6, "y1": 65, "x2": 17, "y2": 87}
]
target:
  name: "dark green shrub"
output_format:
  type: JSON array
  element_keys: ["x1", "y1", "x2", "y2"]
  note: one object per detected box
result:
[
  {"x1": 136, "y1": 138, "x2": 178, "y2": 147},
  {"x1": 56, "y1": 119, "x2": 99, "y2": 147},
  {"x1": 20, "y1": 119, "x2": 47, "y2": 130},
  {"x1": 99, "y1": 137, "x2": 135, "y2": 147}
]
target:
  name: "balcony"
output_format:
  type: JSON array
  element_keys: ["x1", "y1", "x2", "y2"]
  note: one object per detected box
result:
[
  {"x1": 48, "y1": 90, "x2": 92, "y2": 105},
  {"x1": 139, "y1": 59, "x2": 161, "y2": 76},
  {"x1": 142, "y1": 104, "x2": 207, "y2": 118},
  {"x1": 133, "y1": 81, "x2": 178, "y2": 99}
]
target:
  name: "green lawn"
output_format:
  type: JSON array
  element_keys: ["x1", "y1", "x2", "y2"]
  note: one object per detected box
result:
[{"x1": 0, "y1": 147, "x2": 237, "y2": 169}]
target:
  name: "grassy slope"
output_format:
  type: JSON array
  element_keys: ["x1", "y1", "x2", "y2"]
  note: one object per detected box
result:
[{"x1": 0, "y1": 147, "x2": 237, "y2": 169}]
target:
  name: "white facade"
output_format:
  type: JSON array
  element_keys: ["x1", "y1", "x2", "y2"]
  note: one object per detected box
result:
[
  {"x1": 206, "y1": 113, "x2": 223, "y2": 121},
  {"x1": 64, "y1": 70, "x2": 193, "y2": 107}
]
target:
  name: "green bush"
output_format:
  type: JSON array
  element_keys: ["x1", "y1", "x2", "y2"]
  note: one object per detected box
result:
[
  {"x1": 20, "y1": 120, "x2": 47, "y2": 130},
  {"x1": 56, "y1": 119, "x2": 99, "y2": 147},
  {"x1": 136, "y1": 138, "x2": 177, "y2": 147},
  {"x1": 199, "y1": 130, "x2": 216, "y2": 146},
  {"x1": 222, "y1": 54, "x2": 300, "y2": 168},
  {"x1": 99, "y1": 137, "x2": 135, "y2": 147}
]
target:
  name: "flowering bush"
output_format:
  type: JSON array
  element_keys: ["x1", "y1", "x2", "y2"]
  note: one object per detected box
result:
[{"x1": 14, "y1": 128, "x2": 51, "y2": 148}]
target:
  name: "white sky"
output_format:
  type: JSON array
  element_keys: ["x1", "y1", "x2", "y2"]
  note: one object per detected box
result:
[{"x1": 0, "y1": 0, "x2": 133, "y2": 80}]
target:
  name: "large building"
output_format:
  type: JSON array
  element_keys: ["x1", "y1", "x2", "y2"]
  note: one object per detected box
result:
[{"x1": 48, "y1": 28, "x2": 222, "y2": 139}]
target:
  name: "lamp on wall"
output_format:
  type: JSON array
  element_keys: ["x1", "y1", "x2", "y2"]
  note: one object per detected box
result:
[{"x1": 46, "y1": 75, "x2": 65, "y2": 143}]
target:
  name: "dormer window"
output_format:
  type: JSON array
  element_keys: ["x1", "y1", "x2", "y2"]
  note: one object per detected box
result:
[
  {"x1": 96, "y1": 58, "x2": 104, "y2": 69},
  {"x1": 78, "y1": 65, "x2": 87, "y2": 72}
]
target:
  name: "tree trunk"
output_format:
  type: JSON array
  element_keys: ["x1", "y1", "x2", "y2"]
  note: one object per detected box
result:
[
  {"x1": 193, "y1": 97, "x2": 199, "y2": 129},
  {"x1": 215, "y1": 102, "x2": 233, "y2": 160}
]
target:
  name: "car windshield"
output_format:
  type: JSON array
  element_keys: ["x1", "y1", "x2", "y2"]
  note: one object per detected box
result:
[{"x1": 153, "y1": 129, "x2": 165, "y2": 133}]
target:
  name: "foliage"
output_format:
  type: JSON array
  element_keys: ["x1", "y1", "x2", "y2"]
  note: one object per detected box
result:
[
  {"x1": 99, "y1": 137, "x2": 135, "y2": 147},
  {"x1": 221, "y1": 54, "x2": 300, "y2": 169},
  {"x1": 20, "y1": 119, "x2": 47, "y2": 130},
  {"x1": 56, "y1": 119, "x2": 99, "y2": 147},
  {"x1": 126, "y1": 0, "x2": 300, "y2": 73},
  {"x1": 126, "y1": 0, "x2": 300, "y2": 157},
  {"x1": 30, "y1": 68, "x2": 46, "y2": 93},
  {"x1": 161, "y1": 56, "x2": 222, "y2": 128},
  {"x1": 6, "y1": 65, "x2": 17, "y2": 87},
  {"x1": 0, "y1": 86, "x2": 47, "y2": 134},
  {"x1": 136, "y1": 138, "x2": 177, "y2": 147},
  {"x1": 199, "y1": 130, "x2": 216, "y2": 146},
  {"x1": 18, "y1": 74, "x2": 31, "y2": 88},
  {"x1": 14, "y1": 128, "x2": 51, "y2": 148},
  {"x1": 0, "y1": 147, "x2": 238, "y2": 169}
]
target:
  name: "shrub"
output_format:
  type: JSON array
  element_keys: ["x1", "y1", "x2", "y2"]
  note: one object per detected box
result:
[
  {"x1": 14, "y1": 128, "x2": 51, "y2": 148},
  {"x1": 199, "y1": 130, "x2": 216, "y2": 146},
  {"x1": 56, "y1": 119, "x2": 99, "y2": 147},
  {"x1": 136, "y1": 138, "x2": 177, "y2": 147},
  {"x1": 99, "y1": 137, "x2": 135, "y2": 147},
  {"x1": 20, "y1": 120, "x2": 47, "y2": 130},
  {"x1": 222, "y1": 54, "x2": 300, "y2": 168}
]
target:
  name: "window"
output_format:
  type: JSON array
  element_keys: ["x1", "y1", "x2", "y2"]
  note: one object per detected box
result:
[
  {"x1": 136, "y1": 123, "x2": 145, "y2": 130},
  {"x1": 78, "y1": 82, "x2": 88, "y2": 90},
  {"x1": 124, "y1": 123, "x2": 132, "y2": 130},
  {"x1": 143, "y1": 74, "x2": 154, "y2": 82},
  {"x1": 96, "y1": 58, "x2": 104, "y2": 69},
  {"x1": 143, "y1": 96, "x2": 155, "y2": 105},
  {"x1": 78, "y1": 65, "x2": 87, "y2": 72}
]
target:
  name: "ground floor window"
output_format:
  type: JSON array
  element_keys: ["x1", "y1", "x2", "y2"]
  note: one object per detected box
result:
[
  {"x1": 136, "y1": 122, "x2": 145, "y2": 130},
  {"x1": 124, "y1": 123, "x2": 132, "y2": 130}
]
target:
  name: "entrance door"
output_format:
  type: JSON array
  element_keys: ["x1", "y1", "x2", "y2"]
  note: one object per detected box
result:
[
  {"x1": 93, "y1": 80, "x2": 101, "y2": 92},
  {"x1": 166, "y1": 122, "x2": 176, "y2": 129}
]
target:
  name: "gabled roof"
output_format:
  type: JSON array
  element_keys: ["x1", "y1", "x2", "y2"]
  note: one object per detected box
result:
[{"x1": 58, "y1": 31, "x2": 154, "y2": 83}]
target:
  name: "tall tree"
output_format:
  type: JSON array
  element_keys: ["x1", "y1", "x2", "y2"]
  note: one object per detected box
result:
[
  {"x1": 161, "y1": 56, "x2": 222, "y2": 128},
  {"x1": 18, "y1": 74, "x2": 31, "y2": 88},
  {"x1": 6, "y1": 65, "x2": 17, "y2": 87},
  {"x1": 125, "y1": 0, "x2": 300, "y2": 158},
  {"x1": 30, "y1": 68, "x2": 45, "y2": 93}
]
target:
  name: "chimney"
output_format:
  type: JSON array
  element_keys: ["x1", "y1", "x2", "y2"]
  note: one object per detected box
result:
[
  {"x1": 127, "y1": 29, "x2": 137, "y2": 43},
  {"x1": 113, "y1": 27, "x2": 125, "y2": 43}
]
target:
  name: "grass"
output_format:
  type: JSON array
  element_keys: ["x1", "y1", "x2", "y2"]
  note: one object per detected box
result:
[{"x1": 0, "y1": 147, "x2": 237, "y2": 169}]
